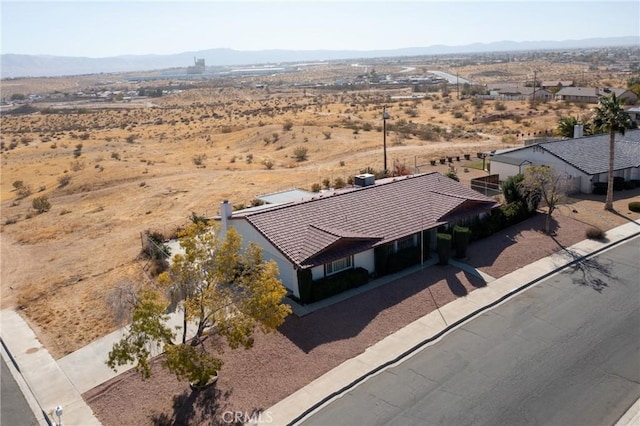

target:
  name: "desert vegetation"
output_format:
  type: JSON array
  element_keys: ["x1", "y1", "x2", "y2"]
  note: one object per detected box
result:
[{"x1": 0, "y1": 51, "x2": 637, "y2": 357}]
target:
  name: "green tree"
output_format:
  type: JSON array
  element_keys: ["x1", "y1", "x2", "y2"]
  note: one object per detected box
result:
[
  {"x1": 520, "y1": 166, "x2": 567, "y2": 234},
  {"x1": 107, "y1": 223, "x2": 291, "y2": 387},
  {"x1": 592, "y1": 93, "x2": 634, "y2": 210},
  {"x1": 556, "y1": 116, "x2": 593, "y2": 138},
  {"x1": 502, "y1": 173, "x2": 525, "y2": 204}
]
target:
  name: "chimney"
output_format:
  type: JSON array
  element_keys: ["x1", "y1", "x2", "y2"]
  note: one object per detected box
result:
[
  {"x1": 220, "y1": 200, "x2": 232, "y2": 235},
  {"x1": 573, "y1": 124, "x2": 584, "y2": 139}
]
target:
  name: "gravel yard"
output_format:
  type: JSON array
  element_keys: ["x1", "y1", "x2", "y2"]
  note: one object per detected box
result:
[{"x1": 84, "y1": 195, "x2": 639, "y2": 426}]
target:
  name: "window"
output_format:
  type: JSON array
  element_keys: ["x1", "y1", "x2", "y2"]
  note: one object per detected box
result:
[
  {"x1": 326, "y1": 256, "x2": 353, "y2": 275},
  {"x1": 397, "y1": 235, "x2": 416, "y2": 251}
]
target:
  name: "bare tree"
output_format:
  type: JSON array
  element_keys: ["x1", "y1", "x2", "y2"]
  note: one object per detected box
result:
[{"x1": 520, "y1": 166, "x2": 568, "y2": 234}]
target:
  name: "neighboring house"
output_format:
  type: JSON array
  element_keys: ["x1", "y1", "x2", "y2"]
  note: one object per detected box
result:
[
  {"x1": 491, "y1": 129, "x2": 640, "y2": 193},
  {"x1": 627, "y1": 106, "x2": 640, "y2": 125},
  {"x1": 485, "y1": 84, "x2": 552, "y2": 100},
  {"x1": 215, "y1": 172, "x2": 500, "y2": 300},
  {"x1": 555, "y1": 87, "x2": 638, "y2": 104},
  {"x1": 541, "y1": 80, "x2": 574, "y2": 90}
]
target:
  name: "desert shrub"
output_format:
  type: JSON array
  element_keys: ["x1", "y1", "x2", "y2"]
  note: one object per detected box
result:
[
  {"x1": 495, "y1": 101, "x2": 507, "y2": 111},
  {"x1": 586, "y1": 226, "x2": 605, "y2": 240},
  {"x1": 189, "y1": 211, "x2": 209, "y2": 225},
  {"x1": 192, "y1": 154, "x2": 206, "y2": 166},
  {"x1": 322, "y1": 178, "x2": 331, "y2": 189},
  {"x1": 501, "y1": 134, "x2": 517, "y2": 144},
  {"x1": 143, "y1": 230, "x2": 171, "y2": 260},
  {"x1": 334, "y1": 177, "x2": 346, "y2": 189},
  {"x1": 293, "y1": 146, "x2": 308, "y2": 162},
  {"x1": 70, "y1": 160, "x2": 85, "y2": 171},
  {"x1": 261, "y1": 158, "x2": 274, "y2": 170},
  {"x1": 282, "y1": 120, "x2": 293, "y2": 131},
  {"x1": 322, "y1": 131, "x2": 332, "y2": 140},
  {"x1": 73, "y1": 144, "x2": 83, "y2": 158},
  {"x1": 57, "y1": 174, "x2": 71, "y2": 188},
  {"x1": 245, "y1": 153, "x2": 253, "y2": 164},
  {"x1": 111, "y1": 152, "x2": 121, "y2": 160},
  {"x1": 32, "y1": 196, "x2": 51, "y2": 213},
  {"x1": 445, "y1": 169, "x2": 459, "y2": 182},
  {"x1": 629, "y1": 201, "x2": 640, "y2": 212},
  {"x1": 311, "y1": 183, "x2": 321, "y2": 192}
]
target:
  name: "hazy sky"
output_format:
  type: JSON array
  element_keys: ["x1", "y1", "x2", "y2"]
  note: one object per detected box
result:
[{"x1": 1, "y1": 1, "x2": 638, "y2": 57}]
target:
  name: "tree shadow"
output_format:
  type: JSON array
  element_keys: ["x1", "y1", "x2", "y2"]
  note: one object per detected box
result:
[
  {"x1": 609, "y1": 208, "x2": 640, "y2": 225},
  {"x1": 462, "y1": 270, "x2": 488, "y2": 288},
  {"x1": 552, "y1": 237, "x2": 617, "y2": 293},
  {"x1": 151, "y1": 383, "x2": 234, "y2": 426},
  {"x1": 446, "y1": 273, "x2": 468, "y2": 296}
]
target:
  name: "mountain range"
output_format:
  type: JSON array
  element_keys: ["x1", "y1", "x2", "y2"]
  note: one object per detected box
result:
[{"x1": 2, "y1": 36, "x2": 638, "y2": 79}]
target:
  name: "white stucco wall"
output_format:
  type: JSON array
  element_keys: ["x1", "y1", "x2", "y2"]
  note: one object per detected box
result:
[
  {"x1": 491, "y1": 160, "x2": 521, "y2": 182},
  {"x1": 354, "y1": 249, "x2": 375, "y2": 273},
  {"x1": 492, "y1": 147, "x2": 592, "y2": 193},
  {"x1": 227, "y1": 219, "x2": 300, "y2": 298}
]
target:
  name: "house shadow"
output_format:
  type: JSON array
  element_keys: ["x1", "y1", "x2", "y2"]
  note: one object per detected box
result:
[
  {"x1": 279, "y1": 263, "x2": 463, "y2": 353},
  {"x1": 150, "y1": 383, "x2": 235, "y2": 426}
]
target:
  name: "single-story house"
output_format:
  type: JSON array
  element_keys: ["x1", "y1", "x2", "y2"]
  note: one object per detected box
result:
[
  {"x1": 485, "y1": 84, "x2": 552, "y2": 100},
  {"x1": 216, "y1": 172, "x2": 500, "y2": 300},
  {"x1": 626, "y1": 106, "x2": 640, "y2": 125},
  {"x1": 490, "y1": 129, "x2": 640, "y2": 193},
  {"x1": 541, "y1": 80, "x2": 574, "y2": 90},
  {"x1": 555, "y1": 87, "x2": 638, "y2": 104}
]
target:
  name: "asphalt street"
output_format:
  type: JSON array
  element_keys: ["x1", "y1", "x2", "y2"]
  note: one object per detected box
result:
[
  {"x1": 302, "y1": 236, "x2": 640, "y2": 426},
  {"x1": 1, "y1": 356, "x2": 39, "y2": 426}
]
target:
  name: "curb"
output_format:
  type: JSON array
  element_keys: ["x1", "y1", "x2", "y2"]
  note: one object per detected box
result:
[
  {"x1": 287, "y1": 230, "x2": 640, "y2": 425},
  {"x1": 0, "y1": 337, "x2": 51, "y2": 426}
]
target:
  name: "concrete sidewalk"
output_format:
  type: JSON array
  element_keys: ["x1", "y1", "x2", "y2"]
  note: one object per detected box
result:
[
  {"x1": 1, "y1": 220, "x2": 638, "y2": 425},
  {"x1": 263, "y1": 220, "x2": 640, "y2": 425}
]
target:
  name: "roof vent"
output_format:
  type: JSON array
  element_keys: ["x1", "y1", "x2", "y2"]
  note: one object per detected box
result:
[{"x1": 354, "y1": 173, "x2": 375, "y2": 187}]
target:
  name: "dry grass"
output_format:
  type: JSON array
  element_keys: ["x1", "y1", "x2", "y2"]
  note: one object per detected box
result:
[{"x1": 0, "y1": 59, "x2": 635, "y2": 357}]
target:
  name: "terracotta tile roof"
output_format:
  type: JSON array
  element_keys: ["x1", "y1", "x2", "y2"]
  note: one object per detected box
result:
[{"x1": 244, "y1": 172, "x2": 499, "y2": 268}]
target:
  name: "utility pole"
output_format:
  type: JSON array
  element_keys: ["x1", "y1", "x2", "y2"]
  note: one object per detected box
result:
[
  {"x1": 532, "y1": 70, "x2": 537, "y2": 106},
  {"x1": 382, "y1": 106, "x2": 389, "y2": 175}
]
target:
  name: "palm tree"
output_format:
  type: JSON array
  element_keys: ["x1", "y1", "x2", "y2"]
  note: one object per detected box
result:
[
  {"x1": 557, "y1": 116, "x2": 593, "y2": 138},
  {"x1": 592, "y1": 93, "x2": 633, "y2": 211}
]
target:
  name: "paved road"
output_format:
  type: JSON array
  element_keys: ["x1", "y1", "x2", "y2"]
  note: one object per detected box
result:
[
  {"x1": 1, "y1": 356, "x2": 39, "y2": 426},
  {"x1": 302, "y1": 237, "x2": 640, "y2": 426}
]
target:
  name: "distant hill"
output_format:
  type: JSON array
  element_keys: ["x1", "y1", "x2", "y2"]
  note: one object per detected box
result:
[{"x1": 2, "y1": 36, "x2": 638, "y2": 79}]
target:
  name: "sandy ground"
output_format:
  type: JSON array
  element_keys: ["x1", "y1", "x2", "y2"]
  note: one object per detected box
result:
[{"x1": 83, "y1": 191, "x2": 640, "y2": 426}]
